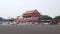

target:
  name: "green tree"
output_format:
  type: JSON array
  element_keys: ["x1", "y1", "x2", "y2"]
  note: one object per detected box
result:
[
  {"x1": 51, "y1": 16, "x2": 60, "y2": 25},
  {"x1": 0, "y1": 17, "x2": 3, "y2": 21},
  {"x1": 9, "y1": 18, "x2": 15, "y2": 22},
  {"x1": 53, "y1": 16, "x2": 60, "y2": 20},
  {"x1": 40, "y1": 15, "x2": 52, "y2": 20}
]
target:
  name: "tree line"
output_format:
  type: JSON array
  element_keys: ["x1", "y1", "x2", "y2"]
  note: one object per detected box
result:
[
  {"x1": 0, "y1": 15, "x2": 60, "y2": 21},
  {"x1": 0, "y1": 15, "x2": 60, "y2": 24},
  {"x1": 40, "y1": 15, "x2": 60, "y2": 20}
]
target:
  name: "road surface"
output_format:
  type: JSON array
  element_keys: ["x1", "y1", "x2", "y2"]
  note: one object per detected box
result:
[{"x1": 0, "y1": 24, "x2": 60, "y2": 34}]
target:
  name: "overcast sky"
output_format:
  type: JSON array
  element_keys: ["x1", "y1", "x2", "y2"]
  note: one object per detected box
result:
[{"x1": 0, "y1": 0, "x2": 60, "y2": 18}]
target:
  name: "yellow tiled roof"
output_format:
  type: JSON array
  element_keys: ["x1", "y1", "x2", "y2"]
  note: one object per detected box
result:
[{"x1": 23, "y1": 9, "x2": 37, "y2": 14}]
